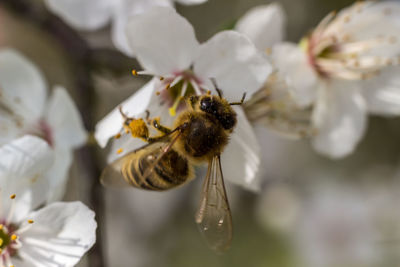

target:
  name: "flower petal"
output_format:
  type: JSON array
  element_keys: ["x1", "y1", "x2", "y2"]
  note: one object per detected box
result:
[
  {"x1": 111, "y1": 0, "x2": 173, "y2": 56},
  {"x1": 0, "y1": 135, "x2": 53, "y2": 221},
  {"x1": 45, "y1": 86, "x2": 87, "y2": 149},
  {"x1": 95, "y1": 78, "x2": 156, "y2": 148},
  {"x1": 194, "y1": 31, "x2": 272, "y2": 101},
  {"x1": 272, "y1": 43, "x2": 318, "y2": 108},
  {"x1": 44, "y1": 0, "x2": 114, "y2": 30},
  {"x1": 312, "y1": 81, "x2": 367, "y2": 158},
  {"x1": 45, "y1": 150, "x2": 73, "y2": 203},
  {"x1": 362, "y1": 67, "x2": 400, "y2": 116},
  {"x1": 126, "y1": 6, "x2": 199, "y2": 75},
  {"x1": 20, "y1": 202, "x2": 96, "y2": 267},
  {"x1": 235, "y1": 3, "x2": 286, "y2": 51},
  {"x1": 0, "y1": 49, "x2": 47, "y2": 121},
  {"x1": 220, "y1": 107, "x2": 261, "y2": 191},
  {"x1": 0, "y1": 109, "x2": 23, "y2": 145}
]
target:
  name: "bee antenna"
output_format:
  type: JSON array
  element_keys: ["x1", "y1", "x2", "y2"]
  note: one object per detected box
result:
[
  {"x1": 229, "y1": 92, "x2": 247, "y2": 106},
  {"x1": 119, "y1": 106, "x2": 128, "y2": 119},
  {"x1": 210, "y1": 78, "x2": 223, "y2": 98}
]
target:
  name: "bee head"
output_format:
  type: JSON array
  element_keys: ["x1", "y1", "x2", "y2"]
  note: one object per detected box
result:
[{"x1": 198, "y1": 95, "x2": 237, "y2": 130}]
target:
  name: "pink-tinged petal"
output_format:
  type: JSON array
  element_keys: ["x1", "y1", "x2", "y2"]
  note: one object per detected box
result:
[
  {"x1": 0, "y1": 136, "x2": 53, "y2": 222},
  {"x1": 194, "y1": 31, "x2": 271, "y2": 101},
  {"x1": 95, "y1": 79, "x2": 156, "y2": 148},
  {"x1": 272, "y1": 43, "x2": 318, "y2": 108},
  {"x1": 20, "y1": 202, "x2": 96, "y2": 267},
  {"x1": 235, "y1": 3, "x2": 287, "y2": 51},
  {"x1": 111, "y1": 0, "x2": 173, "y2": 56},
  {"x1": 312, "y1": 81, "x2": 367, "y2": 158},
  {"x1": 0, "y1": 49, "x2": 47, "y2": 121},
  {"x1": 362, "y1": 67, "x2": 400, "y2": 116},
  {"x1": 45, "y1": 86, "x2": 87, "y2": 149},
  {"x1": 221, "y1": 107, "x2": 261, "y2": 191},
  {"x1": 126, "y1": 7, "x2": 199, "y2": 75},
  {"x1": 44, "y1": 0, "x2": 114, "y2": 30}
]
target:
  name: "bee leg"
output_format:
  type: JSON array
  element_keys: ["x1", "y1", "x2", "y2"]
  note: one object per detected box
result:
[
  {"x1": 150, "y1": 117, "x2": 172, "y2": 135},
  {"x1": 229, "y1": 92, "x2": 247, "y2": 106}
]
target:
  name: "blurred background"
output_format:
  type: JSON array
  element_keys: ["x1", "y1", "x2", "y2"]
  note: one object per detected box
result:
[{"x1": 2, "y1": 0, "x2": 400, "y2": 266}]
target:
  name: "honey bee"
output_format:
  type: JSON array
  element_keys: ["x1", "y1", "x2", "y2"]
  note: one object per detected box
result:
[{"x1": 101, "y1": 87, "x2": 246, "y2": 252}]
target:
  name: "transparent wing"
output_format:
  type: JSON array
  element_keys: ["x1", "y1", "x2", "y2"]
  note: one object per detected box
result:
[
  {"x1": 101, "y1": 130, "x2": 182, "y2": 188},
  {"x1": 195, "y1": 155, "x2": 233, "y2": 253}
]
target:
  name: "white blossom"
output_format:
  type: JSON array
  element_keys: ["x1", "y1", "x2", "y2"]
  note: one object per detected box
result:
[
  {"x1": 0, "y1": 48, "x2": 87, "y2": 202},
  {"x1": 95, "y1": 7, "x2": 272, "y2": 190},
  {"x1": 44, "y1": 0, "x2": 207, "y2": 56},
  {"x1": 237, "y1": 1, "x2": 400, "y2": 158},
  {"x1": 0, "y1": 135, "x2": 96, "y2": 267}
]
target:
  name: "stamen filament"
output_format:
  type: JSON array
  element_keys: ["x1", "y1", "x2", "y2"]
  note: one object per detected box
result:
[
  {"x1": 191, "y1": 79, "x2": 202, "y2": 95},
  {"x1": 170, "y1": 75, "x2": 183, "y2": 88},
  {"x1": 169, "y1": 96, "x2": 182, "y2": 117},
  {"x1": 180, "y1": 81, "x2": 188, "y2": 97},
  {"x1": 6, "y1": 195, "x2": 16, "y2": 224}
]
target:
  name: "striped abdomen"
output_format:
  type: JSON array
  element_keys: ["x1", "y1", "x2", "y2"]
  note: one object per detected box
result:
[{"x1": 121, "y1": 148, "x2": 193, "y2": 191}]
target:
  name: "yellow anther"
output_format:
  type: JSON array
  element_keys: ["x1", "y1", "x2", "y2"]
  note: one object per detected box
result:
[
  {"x1": 156, "y1": 91, "x2": 161, "y2": 96},
  {"x1": 28, "y1": 219, "x2": 34, "y2": 224},
  {"x1": 114, "y1": 133, "x2": 121, "y2": 139},
  {"x1": 0, "y1": 238, "x2": 3, "y2": 246},
  {"x1": 10, "y1": 194, "x2": 16, "y2": 199},
  {"x1": 169, "y1": 97, "x2": 182, "y2": 117},
  {"x1": 127, "y1": 119, "x2": 149, "y2": 139},
  {"x1": 165, "y1": 83, "x2": 171, "y2": 90},
  {"x1": 11, "y1": 234, "x2": 17, "y2": 241},
  {"x1": 131, "y1": 69, "x2": 138, "y2": 76},
  {"x1": 117, "y1": 148, "x2": 123, "y2": 154},
  {"x1": 0, "y1": 248, "x2": 2, "y2": 253},
  {"x1": 159, "y1": 76, "x2": 164, "y2": 81},
  {"x1": 10, "y1": 265, "x2": 14, "y2": 267},
  {"x1": 0, "y1": 224, "x2": 3, "y2": 230}
]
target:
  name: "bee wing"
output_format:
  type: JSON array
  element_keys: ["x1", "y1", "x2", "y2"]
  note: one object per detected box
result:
[
  {"x1": 195, "y1": 155, "x2": 233, "y2": 253},
  {"x1": 101, "y1": 130, "x2": 183, "y2": 188}
]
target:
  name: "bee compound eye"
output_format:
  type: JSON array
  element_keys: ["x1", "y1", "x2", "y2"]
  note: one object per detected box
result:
[{"x1": 200, "y1": 97, "x2": 212, "y2": 111}]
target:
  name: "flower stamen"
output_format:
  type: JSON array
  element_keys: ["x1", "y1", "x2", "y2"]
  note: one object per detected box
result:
[{"x1": 6, "y1": 195, "x2": 16, "y2": 225}]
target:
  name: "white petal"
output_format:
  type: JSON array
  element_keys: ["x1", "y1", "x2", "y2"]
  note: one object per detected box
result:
[
  {"x1": 45, "y1": 86, "x2": 87, "y2": 149},
  {"x1": 0, "y1": 110, "x2": 23, "y2": 145},
  {"x1": 111, "y1": 0, "x2": 174, "y2": 56},
  {"x1": 45, "y1": 150, "x2": 73, "y2": 203},
  {"x1": 0, "y1": 49, "x2": 47, "y2": 121},
  {"x1": 194, "y1": 31, "x2": 272, "y2": 101},
  {"x1": 175, "y1": 0, "x2": 207, "y2": 4},
  {"x1": 126, "y1": 6, "x2": 199, "y2": 75},
  {"x1": 20, "y1": 202, "x2": 96, "y2": 267},
  {"x1": 44, "y1": 0, "x2": 114, "y2": 30},
  {"x1": 362, "y1": 67, "x2": 400, "y2": 116},
  {"x1": 272, "y1": 43, "x2": 318, "y2": 107},
  {"x1": 312, "y1": 81, "x2": 367, "y2": 158},
  {"x1": 325, "y1": 2, "x2": 400, "y2": 54},
  {"x1": 235, "y1": 3, "x2": 287, "y2": 51},
  {"x1": 221, "y1": 107, "x2": 261, "y2": 191},
  {"x1": 0, "y1": 136, "x2": 53, "y2": 221},
  {"x1": 95, "y1": 78, "x2": 156, "y2": 148}
]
